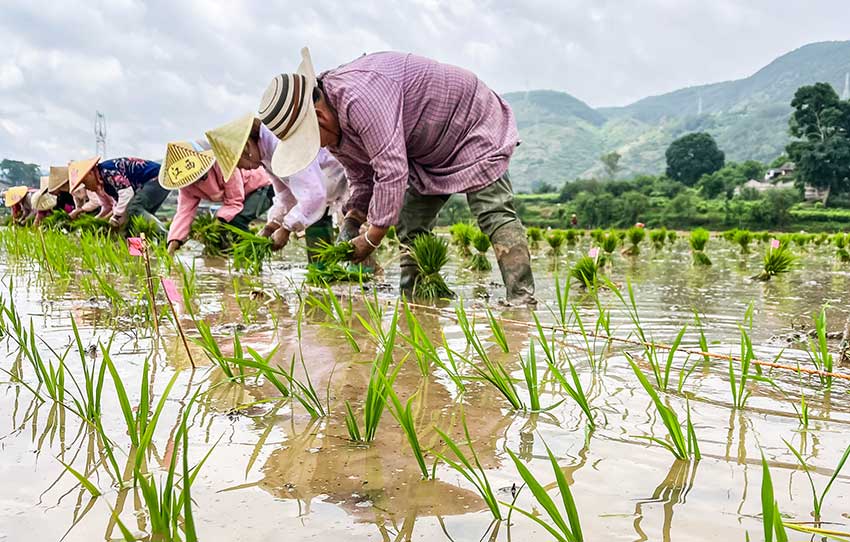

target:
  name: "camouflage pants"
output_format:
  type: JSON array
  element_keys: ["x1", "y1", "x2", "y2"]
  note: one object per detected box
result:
[{"x1": 396, "y1": 172, "x2": 536, "y2": 304}]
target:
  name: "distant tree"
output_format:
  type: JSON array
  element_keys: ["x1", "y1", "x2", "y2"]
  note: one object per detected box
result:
[
  {"x1": 531, "y1": 180, "x2": 557, "y2": 194},
  {"x1": 665, "y1": 132, "x2": 725, "y2": 185},
  {"x1": 737, "y1": 160, "x2": 766, "y2": 182},
  {"x1": 600, "y1": 151, "x2": 622, "y2": 179},
  {"x1": 749, "y1": 189, "x2": 798, "y2": 227},
  {"x1": 437, "y1": 194, "x2": 472, "y2": 225},
  {"x1": 785, "y1": 83, "x2": 850, "y2": 206},
  {"x1": 0, "y1": 159, "x2": 41, "y2": 186}
]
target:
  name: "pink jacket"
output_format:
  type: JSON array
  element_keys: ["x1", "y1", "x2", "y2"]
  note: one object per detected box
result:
[{"x1": 167, "y1": 165, "x2": 271, "y2": 243}]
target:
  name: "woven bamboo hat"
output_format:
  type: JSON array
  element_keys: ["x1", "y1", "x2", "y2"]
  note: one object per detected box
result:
[
  {"x1": 258, "y1": 47, "x2": 320, "y2": 178},
  {"x1": 47, "y1": 166, "x2": 70, "y2": 193},
  {"x1": 158, "y1": 141, "x2": 216, "y2": 190},
  {"x1": 32, "y1": 176, "x2": 57, "y2": 211},
  {"x1": 4, "y1": 186, "x2": 29, "y2": 207},
  {"x1": 68, "y1": 157, "x2": 100, "y2": 192},
  {"x1": 205, "y1": 114, "x2": 255, "y2": 182}
]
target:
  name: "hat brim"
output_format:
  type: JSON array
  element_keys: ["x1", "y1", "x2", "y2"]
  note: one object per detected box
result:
[
  {"x1": 270, "y1": 104, "x2": 320, "y2": 178},
  {"x1": 158, "y1": 156, "x2": 216, "y2": 190},
  {"x1": 33, "y1": 187, "x2": 57, "y2": 211},
  {"x1": 4, "y1": 187, "x2": 28, "y2": 207},
  {"x1": 205, "y1": 114, "x2": 254, "y2": 183},
  {"x1": 69, "y1": 158, "x2": 100, "y2": 192}
]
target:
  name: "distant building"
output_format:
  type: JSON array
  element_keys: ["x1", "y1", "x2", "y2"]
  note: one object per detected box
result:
[
  {"x1": 764, "y1": 162, "x2": 796, "y2": 182},
  {"x1": 736, "y1": 179, "x2": 795, "y2": 195}
]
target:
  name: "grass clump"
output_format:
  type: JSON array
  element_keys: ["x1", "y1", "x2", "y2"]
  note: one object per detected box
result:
[
  {"x1": 689, "y1": 228, "x2": 711, "y2": 265},
  {"x1": 409, "y1": 233, "x2": 454, "y2": 300},
  {"x1": 469, "y1": 229, "x2": 492, "y2": 271}
]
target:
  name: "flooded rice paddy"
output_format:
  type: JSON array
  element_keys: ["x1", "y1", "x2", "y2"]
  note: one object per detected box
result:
[{"x1": 1, "y1": 232, "x2": 849, "y2": 541}]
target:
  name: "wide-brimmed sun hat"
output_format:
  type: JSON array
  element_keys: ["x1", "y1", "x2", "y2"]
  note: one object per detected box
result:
[
  {"x1": 4, "y1": 186, "x2": 29, "y2": 208},
  {"x1": 205, "y1": 113, "x2": 255, "y2": 182},
  {"x1": 31, "y1": 176, "x2": 58, "y2": 212},
  {"x1": 258, "y1": 47, "x2": 320, "y2": 178},
  {"x1": 68, "y1": 157, "x2": 101, "y2": 192},
  {"x1": 158, "y1": 141, "x2": 217, "y2": 190},
  {"x1": 47, "y1": 166, "x2": 70, "y2": 193}
]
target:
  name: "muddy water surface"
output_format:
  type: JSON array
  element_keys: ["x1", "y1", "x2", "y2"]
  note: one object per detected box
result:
[{"x1": 1, "y1": 236, "x2": 849, "y2": 541}]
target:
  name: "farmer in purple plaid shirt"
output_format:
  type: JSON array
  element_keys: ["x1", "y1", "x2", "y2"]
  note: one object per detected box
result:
[{"x1": 259, "y1": 48, "x2": 535, "y2": 304}]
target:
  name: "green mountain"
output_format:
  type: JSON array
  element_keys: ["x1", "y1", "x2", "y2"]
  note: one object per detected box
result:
[{"x1": 504, "y1": 40, "x2": 850, "y2": 191}]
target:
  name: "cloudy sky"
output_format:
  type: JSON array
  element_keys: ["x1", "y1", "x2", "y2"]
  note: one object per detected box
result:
[{"x1": 1, "y1": 0, "x2": 848, "y2": 171}]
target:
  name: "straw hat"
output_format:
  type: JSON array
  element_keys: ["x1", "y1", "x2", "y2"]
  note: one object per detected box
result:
[
  {"x1": 31, "y1": 176, "x2": 57, "y2": 212},
  {"x1": 47, "y1": 166, "x2": 70, "y2": 193},
  {"x1": 258, "y1": 47, "x2": 320, "y2": 178},
  {"x1": 205, "y1": 114, "x2": 255, "y2": 182},
  {"x1": 158, "y1": 141, "x2": 216, "y2": 190},
  {"x1": 68, "y1": 157, "x2": 100, "y2": 192},
  {"x1": 4, "y1": 186, "x2": 29, "y2": 207}
]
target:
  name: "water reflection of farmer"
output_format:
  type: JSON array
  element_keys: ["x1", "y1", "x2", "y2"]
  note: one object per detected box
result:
[
  {"x1": 205, "y1": 115, "x2": 349, "y2": 261},
  {"x1": 258, "y1": 48, "x2": 535, "y2": 305}
]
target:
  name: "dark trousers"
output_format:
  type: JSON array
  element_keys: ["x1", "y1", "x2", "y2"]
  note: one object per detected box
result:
[{"x1": 228, "y1": 186, "x2": 274, "y2": 232}]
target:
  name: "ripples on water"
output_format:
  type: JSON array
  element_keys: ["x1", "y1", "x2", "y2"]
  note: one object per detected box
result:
[{"x1": 0, "y1": 237, "x2": 849, "y2": 541}]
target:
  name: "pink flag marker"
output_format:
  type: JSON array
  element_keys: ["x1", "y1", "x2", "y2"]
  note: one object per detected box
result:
[
  {"x1": 127, "y1": 237, "x2": 144, "y2": 256},
  {"x1": 770, "y1": 239, "x2": 780, "y2": 249},
  {"x1": 162, "y1": 278, "x2": 181, "y2": 304},
  {"x1": 589, "y1": 247, "x2": 599, "y2": 259}
]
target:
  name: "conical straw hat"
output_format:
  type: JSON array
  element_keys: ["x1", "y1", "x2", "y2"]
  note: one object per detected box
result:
[
  {"x1": 68, "y1": 157, "x2": 100, "y2": 192},
  {"x1": 158, "y1": 141, "x2": 216, "y2": 190},
  {"x1": 205, "y1": 114, "x2": 255, "y2": 182},
  {"x1": 48, "y1": 166, "x2": 70, "y2": 193},
  {"x1": 32, "y1": 183, "x2": 57, "y2": 211},
  {"x1": 4, "y1": 186, "x2": 29, "y2": 207}
]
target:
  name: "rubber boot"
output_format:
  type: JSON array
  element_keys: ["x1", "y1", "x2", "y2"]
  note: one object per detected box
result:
[{"x1": 490, "y1": 221, "x2": 536, "y2": 306}]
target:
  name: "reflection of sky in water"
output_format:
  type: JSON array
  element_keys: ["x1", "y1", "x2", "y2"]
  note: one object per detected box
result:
[{"x1": 1, "y1": 235, "x2": 850, "y2": 542}]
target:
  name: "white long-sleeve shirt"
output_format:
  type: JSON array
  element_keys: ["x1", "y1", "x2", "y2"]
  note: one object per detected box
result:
[{"x1": 259, "y1": 124, "x2": 348, "y2": 232}]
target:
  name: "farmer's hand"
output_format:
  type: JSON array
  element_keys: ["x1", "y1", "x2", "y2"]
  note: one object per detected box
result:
[
  {"x1": 351, "y1": 226, "x2": 388, "y2": 264},
  {"x1": 338, "y1": 211, "x2": 364, "y2": 242},
  {"x1": 69, "y1": 208, "x2": 83, "y2": 220},
  {"x1": 167, "y1": 240, "x2": 181, "y2": 255},
  {"x1": 109, "y1": 215, "x2": 124, "y2": 229},
  {"x1": 259, "y1": 222, "x2": 280, "y2": 238},
  {"x1": 270, "y1": 227, "x2": 290, "y2": 251}
]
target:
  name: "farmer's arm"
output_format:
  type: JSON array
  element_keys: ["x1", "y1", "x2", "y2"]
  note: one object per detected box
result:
[
  {"x1": 216, "y1": 169, "x2": 246, "y2": 223},
  {"x1": 280, "y1": 158, "x2": 327, "y2": 232},
  {"x1": 167, "y1": 189, "x2": 200, "y2": 244},
  {"x1": 110, "y1": 187, "x2": 135, "y2": 223}
]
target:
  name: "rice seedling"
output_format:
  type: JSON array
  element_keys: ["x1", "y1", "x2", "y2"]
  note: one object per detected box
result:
[
  {"x1": 753, "y1": 243, "x2": 795, "y2": 281},
  {"x1": 689, "y1": 228, "x2": 711, "y2": 266},
  {"x1": 409, "y1": 233, "x2": 454, "y2": 301},
  {"x1": 650, "y1": 228, "x2": 667, "y2": 249},
  {"x1": 40, "y1": 210, "x2": 72, "y2": 231},
  {"x1": 533, "y1": 315, "x2": 595, "y2": 427},
  {"x1": 565, "y1": 228, "x2": 580, "y2": 246},
  {"x1": 305, "y1": 261, "x2": 370, "y2": 286},
  {"x1": 433, "y1": 414, "x2": 502, "y2": 521},
  {"x1": 666, "y1": 230, "x2": 678, "y2": 244},
  {"x1": 728, "y1": 325, "x2": 755, "y2": 409},
  {"x1": 344, "y1": 308, "x2": 402, "y2": 442},
  {"x1": 63, "y1": 319, "x2": 109, "y2": 422},
  {"x1": 833, "y1": 233, "x2": 850, "y2": 262},
  {"x1": 734, "y1": 229, "x2": 752, "y2": 253},
  {"x1": 814, "y1": 232, "x2": 829, "y2": 246},
  {"x1": 783, "y1": 439, "x2": 850, "y2": 524},
  {"x1": 192, "y1": 318, "x2": 246, "y2": 382},
  {"x1": 311, "y1": 239, "x2": 355, "y2": 265},
  {"x1": 454, "y1": 302, "x2": 523, "y2": 409},
  {"x1": 527, "y1": 226, "x2": 543, "y2": 249},
  {"x1": 469, "y1": 229, "x2": 492, "y2": 271},
  {"x1": 546, "y1": 230, "x2": 567, "y2": 256},
  {"x1": 759, "y1": 453, "x2": 789, "y2": 542},
  {"x1": 503, "y1": 443, "x2": 583, "y2": 542},
  {"x1": 401, "y1": 300, "x2": 440, "y2": 375},
  {"x1": 303, "y1": 285, "x2": 360, "y2": 352},
  {"x1": 226, "y1": 225, "x2": 274, "y2": 274},
  {"x1": 486, "y1": 308, "x2": 510, "y2": 353},
  {"x1": 601, "y1": 232, "x2": 619, "y2": 255},
  {"x1": 623, "y1": 226, "x2": 645, "y2": 256},
  {"x1": 570, "y1": 256, "x2": 598, "y2": 289},
  {"x1": 807, "y1": 306, "x2": 834, "y2": 388},
  {"x1": 759, "y1": 231, "x2": 772, "y2": 243},
  {"x1": 626, "y1": 354, "x2": 700, "y2": 461},
  {"x1": 552, "y1": 273, "x2": 572, "y2": 328},
  {"x1": 449, "y1": 222, "x2": 476, "y2": 256},
  {"x1": 128, "y1": 215, "x2": 164, "y2": 240},
  {"x1": 792, "y1": 232, "x2": 811, "y2": 248},
  {"x1": 519, "y1": 342, "x2": 564, "y2": 412},
  {"x1": 590, "y1": 228, "x2": 604, "y2": 242},
  {"x1": 190, "y1": 212, "x2": 234, "y2": 256},
  {"x1": 70, "y1": 214, "x2": 112, "y2": 236},
  {"x1": 383, "y1": 381, "x2": 430, "y2": 479}
]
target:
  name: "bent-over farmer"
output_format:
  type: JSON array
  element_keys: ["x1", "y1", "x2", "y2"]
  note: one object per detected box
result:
[{"x1": 258, "y1": 48, "x2": 535, "y2": 304}]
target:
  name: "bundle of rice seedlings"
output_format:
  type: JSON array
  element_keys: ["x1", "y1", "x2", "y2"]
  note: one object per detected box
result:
[
  {"x1": 721, "y1": 229, "x2": 739, "y2": 243},
  {"x1": 571, "y1": 255, "x2": 599, "y2": 288},
  {"x1": 753, "y1": 244, "x2": 795, "y2": 281},
  {"x1": 546, "y1": 230, "x2": 567, "y2": 256},
  {"x1": 758, "y1": 231, "x2": 772, "y2": 243},
  {"x1": 449, "y1": 222, "x2": 475, "y2": 256},
  {"x1": 41, "y1": 210, "x2": 71, "y2": 231},
  {"x1": 310, "y1": 239, "x2": 355, "y2": 265},
  {"x1": 623, "y1": 226, "x2": 645, "y2": 256},
  {"x1": 526, "y1": 226, "x2": 543, "y2": 249},
  {"x1": 128, "y1": 215, "x2": 164, "y2": 241},
  {"x1": 734, "y1": 229, "x2": 752, "y2": 253},
  {"x1": 814, "y1": 232, "x2": 829, "y2": 246},
  {"x1": 616, "y1": 229, "x2": 628, "y2": 241},
  {"x1": 70, "y1": 214, "x2": 112, "y2": 235},
  {"x1": 834, "y1": 234, "x2": 850, "y2": 262},
  {"x1": 226, "y1": 225, "x2": 274, "y2": 274},
  {"x1": 689, "y1": 228, "x2": 711, "y2": 265},
  {"x1": 666, "y1": 230, "x2": 678, "y2": 244},
  {"x1": 469, "y1": 229, "x2": 492, "y2": 272},
  {"x1": 409, "y1": 233, "x2": 454, "y2": 300},
  {"x1": 650, "y1": 228, "x2": 667, "y2": 249},
  {"x1": 601, "y1": 232, "x2": 619, "y2": 254},
  {"x1": 305, "y1": 262, "x2": 369, "y2": 285},
  {"x1": 792, "y1": 232, "x2": 811, "y2": 248},
  {"x1": 565, "y1": 228, "x2": 580, "y2": 246},
  {"x1": 590, "y1": 228, "x2": 605, "y2": 242},
  {"x1": 190, "y1": 212, "x2": 234, "y2": 256}
]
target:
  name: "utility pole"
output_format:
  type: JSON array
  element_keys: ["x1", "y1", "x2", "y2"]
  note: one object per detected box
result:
[
  {"x1": 94, "y1": 111, "x2": 107, "y2": 157},
  {"x1": 697, "y1": 95, "x2": 703, "y2": 116},
  {"x1": 842, "y1": 72, "x2": 849, "y2": 100}
]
